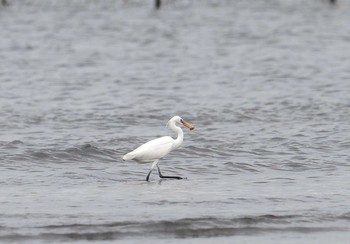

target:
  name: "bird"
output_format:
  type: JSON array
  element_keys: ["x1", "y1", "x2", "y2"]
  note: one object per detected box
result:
[{"x1": 122, "y1": 116, "x2": 194, "y2": 181}]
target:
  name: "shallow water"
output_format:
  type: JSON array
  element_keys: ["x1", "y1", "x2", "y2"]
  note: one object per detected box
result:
[{"x1": 1, "y1": 0, "x2": 350, "y2": 243}]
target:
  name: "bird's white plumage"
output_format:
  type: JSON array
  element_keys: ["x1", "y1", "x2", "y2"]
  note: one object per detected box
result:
[
  {"x1": 122, "y1": 115, "x2": 194, "y2": 181},
  {"x1": 122, "y1": 136, "x2": 175, "y2": 163}
]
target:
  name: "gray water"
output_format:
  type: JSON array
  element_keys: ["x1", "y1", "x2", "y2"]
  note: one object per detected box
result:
[{"x1": 1, "y1": 0, "x2": 350, "y2": 243}]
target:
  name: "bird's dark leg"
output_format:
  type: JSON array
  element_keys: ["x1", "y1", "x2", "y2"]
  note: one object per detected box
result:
[
  {"x1": 146, "y1": 160, "x2": 159, "y2": 181},
  {"x1": 146, "y1": 170, "x2": 152, "y2": 181},
  {"x1": 157, "y1": 165, "x2": 183, "y2": 180}
]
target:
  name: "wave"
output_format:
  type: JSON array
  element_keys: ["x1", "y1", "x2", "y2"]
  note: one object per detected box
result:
[
  {"x1": 0, "y1": 215, "x2": 348, "y2": 242},
  {"x1": 1, "y1": 143, "x2": 120, "y2": 164}
]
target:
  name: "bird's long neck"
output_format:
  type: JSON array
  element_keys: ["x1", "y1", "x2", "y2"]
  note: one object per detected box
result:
[{"x1": 169, "y1": 122, "x2": 183, "y2": 150}]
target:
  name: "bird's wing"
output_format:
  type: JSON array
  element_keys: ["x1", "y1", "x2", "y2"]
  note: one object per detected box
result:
[{"x1": 123, "y1": 136, "x2": 175, "y2": 162}]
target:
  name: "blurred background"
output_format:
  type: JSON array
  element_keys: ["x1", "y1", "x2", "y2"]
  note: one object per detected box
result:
[{"x1": 0, "y1": 0, "x2": 349, "y2": 243}]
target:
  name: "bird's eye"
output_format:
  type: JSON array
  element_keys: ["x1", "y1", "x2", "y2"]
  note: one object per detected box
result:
[{"x1": 180, "y1": 119, "x2": 184, "y2": 123}]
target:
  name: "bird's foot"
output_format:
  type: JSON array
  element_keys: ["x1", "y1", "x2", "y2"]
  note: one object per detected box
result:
[{"x1": 159, "y1": 174, "x2": 183, "y2": 180}]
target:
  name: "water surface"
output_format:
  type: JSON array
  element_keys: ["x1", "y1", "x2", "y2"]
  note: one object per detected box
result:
[{"x1": 1, "y1": 0, "x2": 350, "y2": 243}]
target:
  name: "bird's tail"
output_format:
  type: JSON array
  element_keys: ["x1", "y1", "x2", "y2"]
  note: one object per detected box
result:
[{"x1": 122, "y1": 152, "x2": 135, "y2": 161}]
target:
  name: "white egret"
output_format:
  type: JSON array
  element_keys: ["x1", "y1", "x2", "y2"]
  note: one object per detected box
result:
[{"x1": 122, "y1": 116, "x2": 194, "y2": 181}]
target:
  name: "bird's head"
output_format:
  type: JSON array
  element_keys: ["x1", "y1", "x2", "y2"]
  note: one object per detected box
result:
[{"x1": 168, "y1": 116, "x2": 195, "y2": 130}]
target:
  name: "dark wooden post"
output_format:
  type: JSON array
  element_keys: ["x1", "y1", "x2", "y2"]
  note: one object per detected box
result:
[
  {"x1": 1, "y1": 0, "x2": 8, "y2": 6},
  {"x1": 155, "y1": 0, "x2": 161, "y2": 9}
]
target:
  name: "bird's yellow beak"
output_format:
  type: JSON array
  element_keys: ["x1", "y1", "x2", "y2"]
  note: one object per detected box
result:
[{"x1": 181, "y1": 120, "x2": 194, "y2": 130}]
